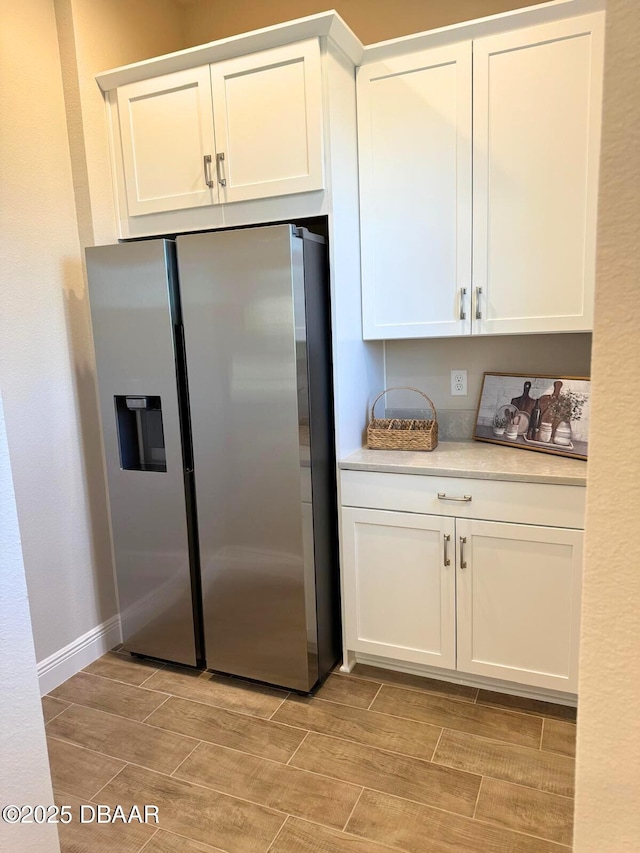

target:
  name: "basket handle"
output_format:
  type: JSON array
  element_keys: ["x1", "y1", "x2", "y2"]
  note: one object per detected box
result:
[{"x1": 370, "y1": 387, "x2": 437, "y2": 422}]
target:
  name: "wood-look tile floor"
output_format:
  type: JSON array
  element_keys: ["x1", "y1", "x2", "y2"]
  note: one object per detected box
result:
[{"x1": 43, "y1": 653, "x2": 577, "y2": 853}]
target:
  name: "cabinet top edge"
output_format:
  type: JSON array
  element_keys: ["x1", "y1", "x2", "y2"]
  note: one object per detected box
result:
[
  {"x1": 340, "y1": 443, "x2": 588, "y2": 487},
  {"x1": 95, "y1": 0, "x2": 605, "y2": 91},
  {"x1": 96, "y1": 11, "x2": 362, "y2": 92},
  {"x1": 360, "y1": 0, "x2": 605, "y2": 65}
]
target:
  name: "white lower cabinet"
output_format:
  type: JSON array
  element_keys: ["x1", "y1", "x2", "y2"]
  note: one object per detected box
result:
[
  {"x1": 342, "y1": 508, "x2": 456, "y2": 669},
  {"x1": 455, "y1": 519, "x2": 583, "y2": 692},
  {"x1": 341, "y1": 473, "x2": 584, "y2": 694}
]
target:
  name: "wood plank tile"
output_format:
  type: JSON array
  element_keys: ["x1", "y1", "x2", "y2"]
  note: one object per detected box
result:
[
  {"x1": 346, "y1": 788, "x2": 570, "y2": 853},
  {"x1": 47, "y1": 703, "x2": 198, "y2": 775},
  {"x1": 476, "y1": 690, "x2": 577, "y2": 723},
  {"x1": 99, "y1": 764, "x2": 284, "y2": 853},
  {"x1": 315, "y1": 674, "x2": 382, "y2": 708},
  {"x1": 83, "y1": 651, "x2": 161, "y2": 686},
  {"x1": 147, "y1": 695, "x2": 305, "y2": 762},
  {"x1": 433, "y1": 729, "x2": 575, "y2": 797},
  {"x1": 351, "y1": 664, "x2": 478, "y2": 703},
  {"x1": 54, "y1": 791, "x2": 155, "y2": 853},
  {"x1": 143, "y1": 667, "x2": 285, "y2": 718},
  {"x1": 50, "y1": 671, "x2": 167, "y2": 722},
  {"x1": 175, "y1": 741, "x2": 361, "y2": 830},
  {"x1": 542, "y1": 719, "x2": 577, "y2": 758},
  {"x1": 269, "y1": 817, "x2": 399, "y2": 853},
  {"x1": 47, "y1": 737, "x2": 125, "y2": 800},
  {"x1": 143, "y1": 830, "x2": 227, "y2": 853},
  {"x1": 42, "y1": 695, "x2": 70, "y2": 724},
  {"x1": 273, "y1": 695, "x2": 441, "y2": 761},
  {"x1": 476, "y1": 777, "x2": 574, "y2": 846},
  {"x1": 372, "y1": 685, "x2": 542, "y2": 748},
  {"x1": 290, "y1": 732, "x2": 480, "y2": 818}
]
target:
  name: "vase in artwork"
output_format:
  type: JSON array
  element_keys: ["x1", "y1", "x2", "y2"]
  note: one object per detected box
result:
[
  {"x1": 553, "y1": 421, "x2": 572, "y2": 446},
  {"x1": 538, "y1": 422, "x2": 552, "y2": 443}
]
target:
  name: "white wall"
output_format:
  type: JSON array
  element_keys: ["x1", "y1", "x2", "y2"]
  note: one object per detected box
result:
[
  {"x1": 573, "y1": 0, "x2": 640, "y2": 848},
  {"x1": 0, "y1": 391, "x2": 59, "y2": 853},
  {"x1": 385, "y1": 333, "x2": 592, "y2": 436},
  {"x1": 0, "y1": 0, "x2": 118, "y2": 669},
  {"x1": 0, "y1": 0, "x2": 186, "y2": 691},
  {"x1": 55, "y1": 0, "x2": 187, "y2": 247},
  {"x1": 181, "y1": 0, "x2": 548, "y2": 46}
]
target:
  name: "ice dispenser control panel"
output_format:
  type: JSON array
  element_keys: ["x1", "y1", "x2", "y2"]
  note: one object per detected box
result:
[{"x1": 115, "y1": 396, "x2": 166, "y2": 472}]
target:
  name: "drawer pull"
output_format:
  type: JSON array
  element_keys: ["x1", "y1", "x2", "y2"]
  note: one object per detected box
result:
[
  {"x1": 460, "y1": 536, "x2": 467, "y2": 569},
  {"x1": 438, "y1": 492, "x2": 472, "y2": 502},
  {"x1": 443, "y1": 533, "x2": 451, "y2": 567}
]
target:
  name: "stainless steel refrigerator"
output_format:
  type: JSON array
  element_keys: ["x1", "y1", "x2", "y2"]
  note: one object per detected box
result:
[{"x1": 86, "y1": 225, "x2": 339, "y2": 691}]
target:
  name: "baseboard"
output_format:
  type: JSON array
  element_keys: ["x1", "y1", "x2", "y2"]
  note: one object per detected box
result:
[
  {"x1": 37, "y1": 614, "x2": 122, "y2": 696},
  {"x1": 351, "y1": 652, "x2": 578, "y2": 707}
]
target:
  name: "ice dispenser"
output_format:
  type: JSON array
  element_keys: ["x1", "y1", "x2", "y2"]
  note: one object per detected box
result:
[{"x1": 115, "y1": 395, "x2": 166, "y2": 471}]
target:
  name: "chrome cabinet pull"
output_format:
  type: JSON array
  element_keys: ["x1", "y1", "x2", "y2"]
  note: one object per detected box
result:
[
  {"x1": 203, "y1": 154, "x2": 214, "y2": 188},
  {"x1": 438, "y1": 492, "x2": 472, "y2": 502},
  {"x1": 460, "y1": 536, "x2": 467, "y2": 569},
  {"x1": 443, "y1": 533, "x2": 451, "y2": 567},
  {"x1": 216, "y1": 152, "x2": 227, "y2": 187},
  {"x1": 460, "y1": 287, "x2": 467, "y2": 321},
  {"x1": 475, "y1": 286, "x2": 483, "y2": 320}
]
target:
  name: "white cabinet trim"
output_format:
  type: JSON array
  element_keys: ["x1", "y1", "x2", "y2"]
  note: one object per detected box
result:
[
  {"x1": 97, "y1": 12, "x2": 364, "y2": 91},
  {"x1": 361, "y1": 0, "x2": 605, "y2": 64}
]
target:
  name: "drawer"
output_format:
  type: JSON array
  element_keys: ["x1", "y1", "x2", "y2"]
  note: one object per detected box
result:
[{"x1": 340, "y1": 470, "x2": 585, "y2": 530}]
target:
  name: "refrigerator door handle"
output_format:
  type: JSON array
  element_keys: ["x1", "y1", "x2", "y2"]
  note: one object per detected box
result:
[{"x1": 174, "y1": 322, "x2": 195, "y2": 475}]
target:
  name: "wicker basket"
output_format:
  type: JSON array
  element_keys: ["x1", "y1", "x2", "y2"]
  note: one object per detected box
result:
[{"x1": 367, "y1": 387, "x2": 438, "y2": 451}]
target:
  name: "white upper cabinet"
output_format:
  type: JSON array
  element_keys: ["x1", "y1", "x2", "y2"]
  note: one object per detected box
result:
[
  {"x1": 211, "y1": 40, "x2": 324, "y2": 204},
  {"x1": 358, "y1": 11, "x2": 604, "y2": 340},
  {"x1": 358, "y1": 43, "x2": 472, "y2": 340},
  {"x1": 473, "y1": 14, "x2": 604, "y2": 335},
  {"x1": 113, "y1": 40, "x2": 324, "y2": 220},
  {"x1": 117, "y1": 67, "x2": 218, "y2": 216}
]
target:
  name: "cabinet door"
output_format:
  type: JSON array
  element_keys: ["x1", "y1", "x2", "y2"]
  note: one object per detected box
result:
[
  {"x1": 210, "y1": 40, "x2": 324, "y2": 204},
  {"x1": 456, "y1": 519, "x2": 582, "y2": 692},
  {"x1": 472, "y1": 13, "x2": 604, "y2": 335},
  {"x1": 117, "y1": 67, "x2": 218, "y2": 216},
  {"x1": 342, "y1": 508, "x2": 456, "y2": 668},
  {"x1": 358, "y1": 43, "x2": 472, "y2": 340}
]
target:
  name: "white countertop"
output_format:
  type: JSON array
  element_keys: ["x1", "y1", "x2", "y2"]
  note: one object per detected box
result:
[{"x1": 340, "y1": 441, "x2": 587, "y2": 486}]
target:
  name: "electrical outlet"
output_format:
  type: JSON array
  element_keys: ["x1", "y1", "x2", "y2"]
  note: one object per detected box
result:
[{"x1": 451, "y1": 369, "x2": 468, "y2": 396}]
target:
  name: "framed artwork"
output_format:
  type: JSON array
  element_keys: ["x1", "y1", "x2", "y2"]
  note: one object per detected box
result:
[{"x1": 474, "y1": 373, "x2": 590, "y2": 460}]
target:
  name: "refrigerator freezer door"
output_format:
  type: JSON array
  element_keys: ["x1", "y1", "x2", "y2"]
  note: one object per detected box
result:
[
  {"x1": 178, "y1": 225, "x2": 318, "y2": 690},
  {"x1": 86, "y1": 241, "x2": 199, "y2": 666}
]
